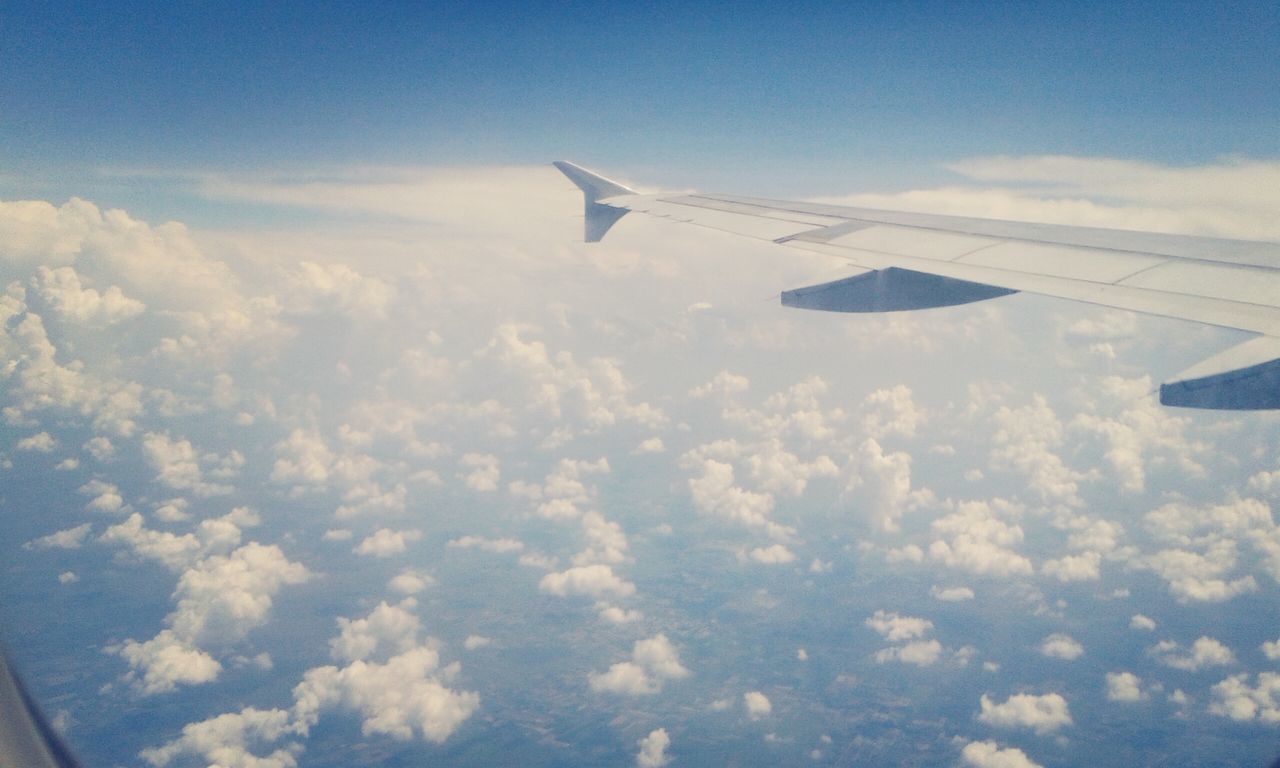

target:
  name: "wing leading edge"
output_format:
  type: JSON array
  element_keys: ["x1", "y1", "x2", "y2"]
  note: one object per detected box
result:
[{"x1": 554, "y1": 161, "x2": 1280, "y2": 410}]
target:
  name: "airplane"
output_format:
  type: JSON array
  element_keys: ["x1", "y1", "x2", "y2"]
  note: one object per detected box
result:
[{"x1": 554, "y1": 161, "x2": 1280, "y2": 411}]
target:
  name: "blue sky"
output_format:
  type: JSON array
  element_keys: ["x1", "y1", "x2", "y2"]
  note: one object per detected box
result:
[{"x1": 3, "y1": 1, "x2": 1278, "y2": 197}]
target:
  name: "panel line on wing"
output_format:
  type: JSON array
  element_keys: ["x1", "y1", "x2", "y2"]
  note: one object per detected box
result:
[{"x1": 694, "y1": 193, "x2": 1280, "y2": 269}]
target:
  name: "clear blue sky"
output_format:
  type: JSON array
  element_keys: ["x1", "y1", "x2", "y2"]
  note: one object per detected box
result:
[{"x1": 2, "y1": 1, "x2": 1278, "y2": 194}]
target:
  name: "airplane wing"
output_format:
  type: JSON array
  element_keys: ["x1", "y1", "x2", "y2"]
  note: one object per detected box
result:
[{"x1": 553, "y1": 161, "x2": 1280, "y2": 411}]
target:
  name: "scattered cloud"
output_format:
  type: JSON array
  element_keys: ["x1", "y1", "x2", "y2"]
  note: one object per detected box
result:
[
  {"x1": 1208, "y1": 673, "x2": 1280, "y2": 723},
  {"x1": 353, "y1": 528, "x2": 422, "y2": 558},
  {"x1": 1130, "y1": 614, "x2": 1156, "y2": 631},
  {"x1": 977, "y1": 692, "x2": 1072, "y2": 735},
  {"x1": 589, "y1": 634, "x2": 689, "y2": 695},
  {"x1": 866, "y1": 611, "x2": 932, "y2": 642},
  {"x1": 744, "y1": 691, "x2": 772, "y2": 720},
  {"x1": 1105, "y1": 671, "x2": 1146, "y2": 703},
  {"x1": 960, "y1": 740, "x2": 1043, "y2": 768},
  {"x1": 1149, "y1": 637, "x2": 1235, "y2": 671},
  {"x1": 636, "y1": 728, "x2": 672, "y2": 768},
  {"x1": 1039, "y1": 634, "x2": 1083, "y2": 661}
]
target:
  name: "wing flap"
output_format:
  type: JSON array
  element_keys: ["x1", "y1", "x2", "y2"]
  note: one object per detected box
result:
[{"x1": 782, "y1": 267, "x2": 1016, "y2": 313}]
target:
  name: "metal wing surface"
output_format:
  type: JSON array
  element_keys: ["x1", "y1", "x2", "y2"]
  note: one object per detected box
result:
[{"x1": 554, "y1": 161, "x2": 1280, "y2": 410}]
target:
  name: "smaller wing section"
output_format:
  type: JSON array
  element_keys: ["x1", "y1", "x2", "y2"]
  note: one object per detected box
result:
[
  {"x1": 782, "y1": 267, "x2": 1017, "y2": 313},
  {"x1": 1160, "y1": 335, "x2": 1280, "y2": 410}
]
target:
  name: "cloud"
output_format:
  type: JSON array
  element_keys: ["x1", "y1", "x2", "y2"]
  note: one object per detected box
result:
[
  {"x1": 458, "y1": 453, "x2": 500, "y2": 492},
  {"x1": 1262, "y1": 638, "x2": 1280, "y2": 661},
  {"x1": 930, "y1": 585, "x2": 974, "y2": 602},
  {"x1": 685, "y1": 458, "x2": 790, "y2": 539},
  {"x1": 988, "y1": 397, "x2": 1083, "y2": 509},
  {"x1": 80, "y1": 479, "x2": 124, "y2": 513},
  {"x1": 928, "y1": 499, "x2": 1032, "y2": 577},
  {"x1": 463, "y1": 635, "x2": 491, "y2": 651},
  {"x1": 111, "y1": 630, "x2": 222, "y2": 696},
  {"x1": 292, "y1": 601, "x2": 480, "y2": 744},
  {"x1": 749, "y1": 544, "x2": 795, "y2": 564},
  {"x1": 32, "y1": 265, "x2": 144, "y2": 324},
  {"x1": 865, "y1": 610, "x2": 933, "y2": 642},
  {"x1": 1105, "y1": 672, "x2": 1146, "y2": 703},
  {"x1": 861, "y1": 385, "x2": 923, "y2": 440},
  {"x1": 83, "y1": 436, "x2": 115, "y2": 460},
  {"x1": 167, "y1": 542, "x2": 310, "y2": 646},
  {"x1": 1040, "y1": 551, "x2": 1101, "y2": 583},
  {"x1": 815, "y1": 156, "x2": 1280, "y2": 240},
  {"x1": 597, "y1": 604, "x2": 643, "y2": 624},
  {"x1": 573, "y1": 510, "x2": 630, "y2": 566},
  {"x1": 942, "y1": 156, "x2": 1280, "y2": 239},
  {"x1": 636, "y1": 728, "x2": 672, "y2": 768},
  {"x1": 1137, "y1": 543, "x2": 1258, "y2": 603},
  {"x1": 270, "y1": 429, "x2": 336, "y2": 490},
  {"x1": 539, "y1": 564, "x2": 635, "y2": 599},
  {"x1": 447, "y1": 535, "x2": 523, "y2": 554},
  {"x1": 481, "y1": 323, "x2": 664, "y2": 436},
  {"x1": 1148, "y1": 637, "x2": 1235, "y2": 671},
  {"x1": 1070, "y1": 377, "x2": 1204, "y2": 495},
  {"x1": 294, "y1": 647, "x2": 480, "y2": 743},
  {"x1": 1208, "y1": 673, "x2": 1280, "y2": 723},
  {"x1": 689, "y1": 370, "x2": 749, "y2": 400},
  {"x1": 145, "y1": 601, "x2": 479, "y2": 764},
  {"x1": 154, "y1": 498, "x2": 191, "y2": 522},
  {"x1": 388, "y1": 569, "x2": 434, "y2": 595},
  {"x1": 1039, "y1": 634, "x2": 1083, "y2": 661},
  {"x1": 108, "y1": 536, "x2": 310, "y2": 695},
  {"x1": 633, "y1": 437, "x2": 665, "y2": 455},
  {"x1": 874, "y1": 640, "x2": 943, "y2": 667},
  {"x1": 960, "y1": 740, "x2": 1043, "y2": 768},
  {"x1": 977, "y1": 693, "x2": 1072, "y2": 735},
  {"x1": 746, "y1": 439, "x2": 838, "y2": 497},
  {"x1": 100, "y1": 507, "x2": 260, "y2": 572},
  {"x1": 843, "y1": 438, "x2": 931, "y2": 533},
  {"x1": 354, "y1": 528, "x2": 422, "y2": 558},
  {"x1": 25, "y1": 522, "x2": 92, "y2": 550},
  {"x1": 589, "y1": 634, "x2": 689, "y2": 695},
  {"x1": 1130, "y1": 614, "x2": 1156, "y2": 631},
  {"x1": 140, "y1": 706, "x2": 301, "y2": 768},
  {"x1": 15, "y1": 431, "x2": 56, "y2": 452},
  {"x1": 330, "y1": 601, "x2": 421, "y2": 663},
  {"x1": 521, "y1": 457, "x2": 611, "y2": 520},
  {"x1": 0, "y1": 197, "x2": 102, "y2": 266},
  {"x1": 743, "y1": 691, "x2": 772, "y2": 720},
  {"x1": 283, "y1": 261, "x2": 394, "y2": 319},
  {"x1": 142, "y1": 432, "x2": 237, "y2": 497}
]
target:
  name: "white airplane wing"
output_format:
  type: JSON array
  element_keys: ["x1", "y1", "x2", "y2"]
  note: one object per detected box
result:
[{"x1": 554, "y1": 161, "x2": 1280, "y2": 411}]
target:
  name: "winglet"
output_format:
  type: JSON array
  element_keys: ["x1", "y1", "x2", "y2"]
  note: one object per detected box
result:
[{"x1": 553, "y1": 161, "x2": 637, "y2": 242}]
